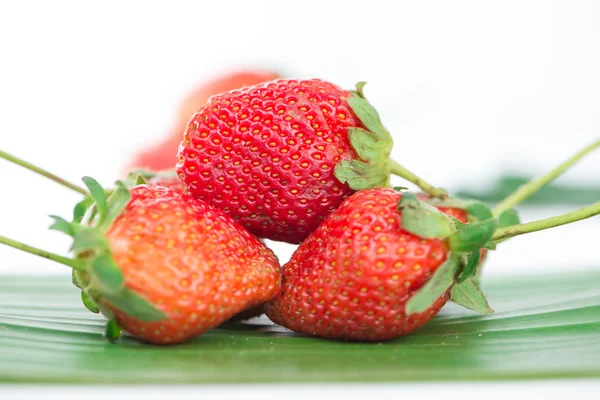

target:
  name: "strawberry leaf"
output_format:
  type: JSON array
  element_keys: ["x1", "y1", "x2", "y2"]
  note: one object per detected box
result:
[
  {"x1": 465, "y1": 202, "x2": 493, "y2": 221},
  {"x1": 449, "y1": 219, "x2": 497, "y2": 252},
  {"x1": 70, "y1": 226, "x2": 109, "y2": 254},
  {"x1": 91, "y1": 255, "x2": 125, "y2": 295},
  {"x1": 499, "y1": 209, "x2": 521, "y2": 228},
  {"x1": 125, "y1": 169, "x2": 178, "y2": 188},
  {"x1": 134, "y1": 174, "x2": 148, "y2": 185},
  {"x1": 81, "y1": 291, "x2": 100, "y2": 314},
  {"x1": 406, "y1": 254, "x2": 461, "y2": 315},
  {"x1": 82, "y1": 177, "x2": 107, "y2": 223},
  {"x1": 457, "y1": 251, "x2": 481, "y2": 283},
  {"x1": 49, "y1": 215, "x2": 74, "y2": 236},
  {"x1": 483, "y1": 241, "x2": 497, "y2": 250},
  {"x1": 450, "y1": 279, "x2": 494, "y2": 314},
  {"x1": 337, "y1": 86, "x2": 395, "y2": 190},
  {"x1": 100, "y1": 181, "x2": 131, "y2": 231},
  {"x1": 334, "y1": 160, "x2": 390, "y2": 190},
  {"x1": 73, "y1": 196, "x2": 93, "y2": 223},
  {"x1": 72, "y1": 270, "x2": 82, "y2": 289},
  {"x1": 347, "y1": 97, "x2": 391, "y2": 141},
  {"x1": 103, "y1": 289, "x2": 167, "y2": 322},
  {"x1": 348, "y1": 127, "x2": 392, "y2": 163},
  {"x1": 398, "y1": 192, "x2": 458, "y2": 239},
  {"x1": 354, "y1": 81, "x2": 367, "y2": 99},
  {"x1": 105, "y1": 319, "x2": 123, "y2": 343}
]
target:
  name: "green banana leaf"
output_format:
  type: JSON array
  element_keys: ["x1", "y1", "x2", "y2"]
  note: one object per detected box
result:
[
  {"x1": 455, "y1": 175, "x2": 600, "y2": 205},
  {"x1": 0, "y1": 270, "x2": 599, "y2": 383}
]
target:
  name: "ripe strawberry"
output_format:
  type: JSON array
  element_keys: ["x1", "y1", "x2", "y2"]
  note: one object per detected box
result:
[
  {"x1": 54, "y1": 179, "x2": 281, "y2": 344},
  {"x1": 178, "y1": 79, "x2": 436, "y2": 244},
  {"x1": 176, "y1": 71, "x2": 281, "y2": 133},
  {"x1": 265, "y1": 188, "x2": 495, "y2": 341},
  {"x1": 129, "y1": 71, "x2": 279, "y2": 172}
]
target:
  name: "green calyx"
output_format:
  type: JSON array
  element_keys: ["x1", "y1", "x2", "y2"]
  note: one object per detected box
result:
[
  {"x1": 398, "y1": 192, "x2": 520, "y2": 315},
  {"x1": 124, "y1": 168, "x2": 178, "y2": 186},
  {"x1": 335, "y1": 83, "x2": 447, "y2": 198},
  {"x1": 334, "y1": 83, "x2": 394, "y2": 190},
  {"x1": 52, "y1": 177, "x2": 167, "y2": 330}
]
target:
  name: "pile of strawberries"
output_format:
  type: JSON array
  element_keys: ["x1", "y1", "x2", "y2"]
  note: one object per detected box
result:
[{"x1": 2, "y1": 71, "x2": 599, "y2": 345}]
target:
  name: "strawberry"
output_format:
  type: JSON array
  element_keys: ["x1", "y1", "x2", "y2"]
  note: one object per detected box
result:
[
  {"x1": 265, "y1": 188, "x2": 500, "y2": 341},
  {"x1": 50, "y1": 179, "x2": 281, "y2": 344},
  {"x1": 177, "y1": 79, "x2": 444, "y2": 244},
  {"x1": 129, "y1": 71, "x2": 279, "y2": 172},
  {"x1": 176, "y1": 71, "x2": 281, "y2": 134}
]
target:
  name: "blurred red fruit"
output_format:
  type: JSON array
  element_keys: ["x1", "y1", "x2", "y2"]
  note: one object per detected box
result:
[{"x1": 128, "y1": 70, "x2": 280, "y2": 172}]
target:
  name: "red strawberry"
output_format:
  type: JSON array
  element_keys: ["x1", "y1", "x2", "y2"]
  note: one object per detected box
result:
[
  {"x1": 265, "y1": 188, "x2": 493, "y2": 341},
  {"x1": 129, "y1": 71, "x2": 280, "y2": 172},
  {"x1": 178, "y1": 79, "x2": 438, "y2": 244},
  {"x1": 176, "y1": 71, "x2": 281, "y2": 133},
  {"x1": 55, "y1": 180, "x2": 281, "y2": 344}
]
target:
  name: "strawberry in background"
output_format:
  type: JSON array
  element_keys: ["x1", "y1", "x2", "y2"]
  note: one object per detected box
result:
[{"x1": 128, "y1": 70, "x2": 280, "y2": 172}]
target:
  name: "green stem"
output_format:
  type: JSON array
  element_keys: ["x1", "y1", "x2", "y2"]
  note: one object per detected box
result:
[
  {"x1": 492, "y1": 202, "x2": 600, "y2": 242},
  {"x1": 389, "y1": 159, "x2": 447, "y2": 198},
  {"x1": 0, "y1": 234, "x2": 84, "y2": 270},
  {"x1": 492, "y1": 139, "x2": 600, "y2": 216},
  {"x1": 0, "y1": 150, "x2": 88, "y2": 195}
]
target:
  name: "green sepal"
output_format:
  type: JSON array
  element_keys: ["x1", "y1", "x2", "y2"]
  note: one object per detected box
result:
[
  {"x1": 100, "y1": 181, "x2": 132, "y2": 231},
  {"x1": 353, "y1": 81, "x2": 367, "y2": 99},
  {"x1": 423, "y1": 197, "x2": 493, "y2": 223},
  {"x1": 73, "y1": 196, "x2": 93, "y2": 223},
  {"x1": 82, "y1": 177, "x2": 107, "y2": 223},
  {"x1": 498, "y1": 209, "x2": 521, "y2": 228},
  {"x1": 347, "y1": 96, "x2": 391, "y2": 141},
  {"x1": 450, "y1": 279, "x2": 494, "y2": 314},
  {"x1": 483, "y1": 241, "x2": 497, "y2": 250},
  {"x1": 105, "y1": 319, "x2": 123, "y2": 343},
  {"x1": 70, "y1": 225, "x2": 110, "y2": 254},
  {"x1": 348, "y1": 127, "x2": 392, "y2": 162},
  {"x1": 72, "y1": 270, "x2": 82, "y2": 289},
  {"x1": 91, "y1": 255, "x2": 125, "y2": 295},
  {"x1": 457, "y1": 251, "x2": 481, "y2": 283},
  {"x1": 49, "y1": 215, "x2": 74, "y2": 236},
  {"x1": 335, "y1": 82, "x2": 395, "y2": 191},
  {"x1": 134, "y1": 174, "x2": 148, "y2": 185},
  {"x1": 406, "y1": 254, "x2": 461, "y2": 315},
  {"x1": 103, "y1": 289, "x2": 167, "y2": 322},
  {"x1": 465, "y1": 202, "x2": 493, "y2": 222},
  {"x1": 392, "y1": 186, "x2": 408, "y2": 192},
  {"x1": 124, "y1": 169, "x2": 177, "y2": 188},
  {"x1": 81, "y1": 291, "x2": 100, "y2": 314},
  {"x1": 334, "y1": 160, "x2": 390, "y2": 190},
  {"x1": 398, "y1": 192, "x2": 458, "y2": 239},
  {"x1": 449, "y1": 219, "x2": 497, "y2": 252}
]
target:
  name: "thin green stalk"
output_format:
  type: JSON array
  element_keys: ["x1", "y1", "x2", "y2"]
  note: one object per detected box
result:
[
  {"x1": 492, "y1": 139, "x2": 600, "y2": 216},
  {"x1": 0, "y1": 150, "x2": 88, "y2": 195},
  {"x1": 492, "y1": 202, "x2": 600, "y2": 242},
  {"x1": 0, "y1": 234, "x2": 84, "y2": 270},
  {"x1": 389, "y1": 159, "x2": 447, "y2": 198}
]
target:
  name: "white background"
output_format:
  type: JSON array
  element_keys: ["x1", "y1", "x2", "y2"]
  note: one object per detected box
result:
[{"x1": 0, "y1": 0, "x2": 599, "y2": 397}]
